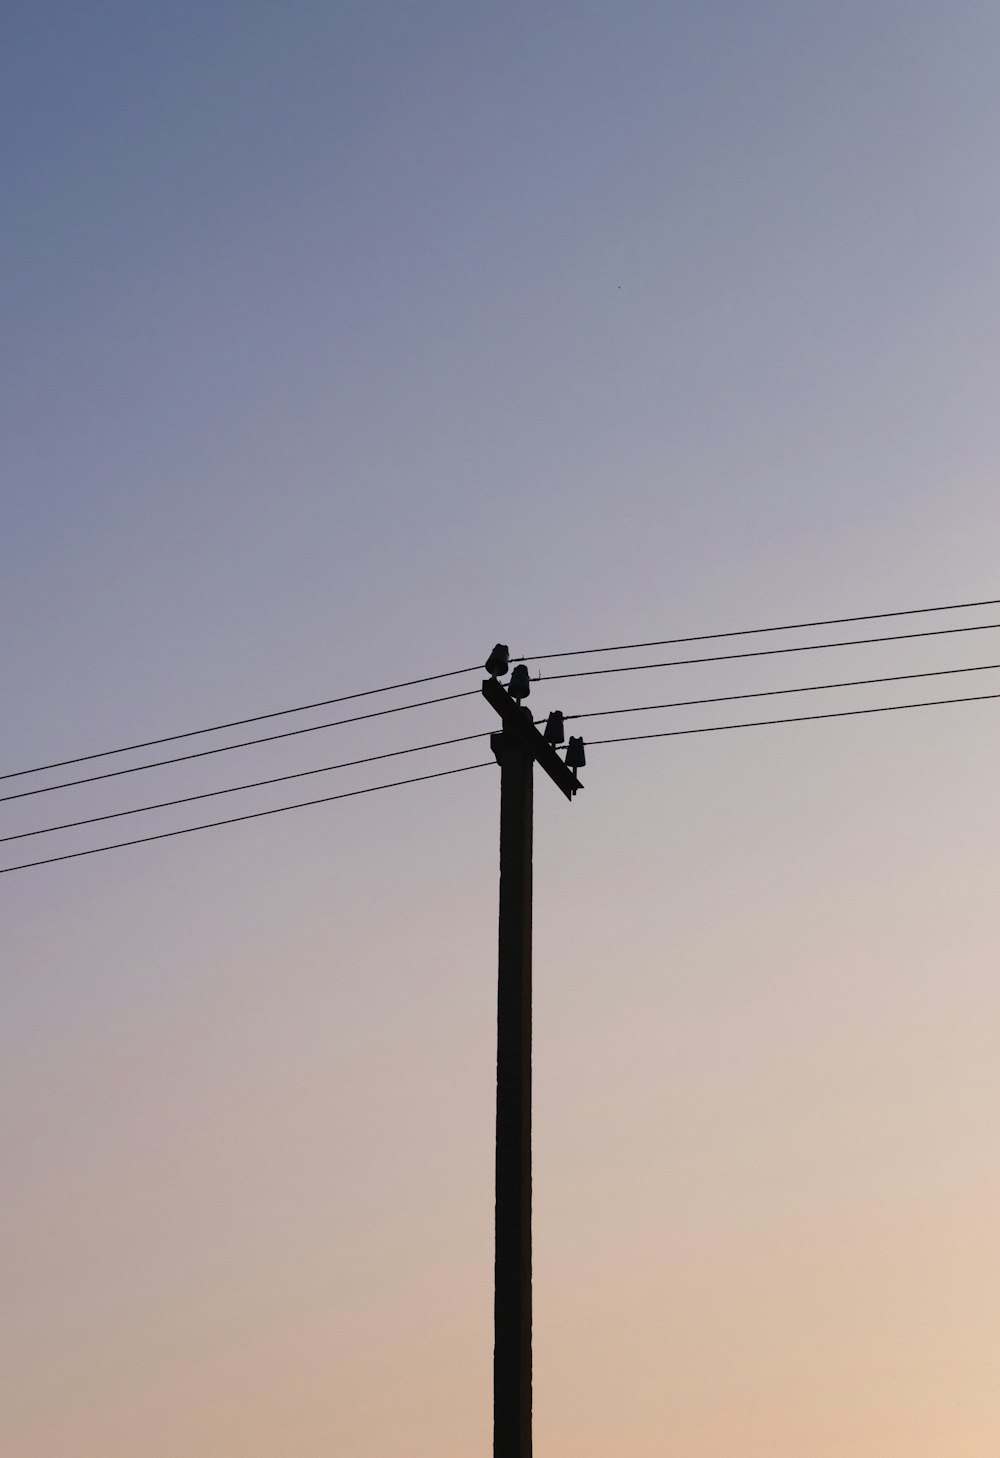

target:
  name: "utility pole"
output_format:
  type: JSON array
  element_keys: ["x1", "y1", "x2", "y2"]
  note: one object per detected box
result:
[{"x1": 483, "y1": 649, "x2": 584, "y2": 1458}]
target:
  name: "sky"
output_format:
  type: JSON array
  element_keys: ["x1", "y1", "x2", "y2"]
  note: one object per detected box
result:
[{"x1": 3, "y1": 2, "x2": 1000, "y2": 1454}]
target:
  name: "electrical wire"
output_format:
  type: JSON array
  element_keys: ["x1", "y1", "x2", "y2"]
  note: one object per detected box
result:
[
  {"x1": 5, "y1": 592, "x2": 997, "y2": 790},
  {"x1": 538, "y1": 620, "x2": 1000, "y2": 685},
  {"x1": 12, "y1": 662, "x2": 990, "y2": 844},
  {"x1": 5, "y1": 686, "x2": 999, "y2": 876},
  {"x1": 0, "y1": 663, "x2": 482, "y2": 784},
  {"x1": 19, "y1": 662, "x2": 991, "y2": 844},
  {"x1": 0, "y1": 687, "x2": 481, "y2": 806},
  {"x1": 564, "y1": 660, "x2": 1000, "y2": 724},
  {"x1": 0, "y1": 762, "x2": 495, "y2": 875},
  {"x1": 7, "y1": 593, "x2": 997, "y2": 788},
  {"x1": 587, "y1": 689, "x2": 1000, "y2": 746},
  {"x1": 521, "y1": 593, "x2": 1000, "y2": 663},
  {"x1": 0, "y1": 731, "x2": 490, "y2": 844}
]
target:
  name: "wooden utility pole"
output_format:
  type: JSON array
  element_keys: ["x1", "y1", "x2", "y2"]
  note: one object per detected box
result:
[{"x1": 483, "y1": 665, "x2": 582, "y2": 1458}]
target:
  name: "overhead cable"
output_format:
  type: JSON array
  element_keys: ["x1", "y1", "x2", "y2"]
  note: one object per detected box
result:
[
  {"x1": 523, "y1": 594, "x2": 1000, "y2": 663},
  {"x1": 0, "y1": 731, "x2": 490, "y2": 844},
  {"x1": 540, "y1": 620, "x2": 1000, "y2": 685},
  {"x1": 0, "y1": 663, "x2": 481, "y2": 784},
  {"x1": 6, "y1": 688, "x2": 1000, "y2": 877},
  {"x1": 0, "y1": 687, "x2": 480, "y2": 805},
  {"x1": 588, "y1": 689, "x2": 1000, "y2": 747},
  {"x1": 22, "y1": 662, "x2": 987, "y2": 844},
  {"x1": 6, "y1": 592, "x2": 997, "y2": 788},
  {"x1": 0, "y1": 762, "x2": 494, "y2": 876},
  {"x1": 565, "y1": 660, "x2": 1000, "y2": 723}
]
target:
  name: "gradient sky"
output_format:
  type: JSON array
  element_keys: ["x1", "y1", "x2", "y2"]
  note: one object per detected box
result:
[{"x1": 3, "y1": 4, "x2": 1000, "y2": 1454}]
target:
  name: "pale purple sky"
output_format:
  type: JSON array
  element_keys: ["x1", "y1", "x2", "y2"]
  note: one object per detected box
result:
[{"x1": 3, "y1": 4, "x2": 1000, "y2": 1454}]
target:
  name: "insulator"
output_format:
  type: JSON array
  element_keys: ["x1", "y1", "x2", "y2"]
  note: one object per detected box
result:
[
  {"x1": 508, "y1": 664, "x2": 531, "y2": 701},
  {"x1": 484, "y1": 643, "x2": 510, "y2": 677},
  {"x1": 543, "y1": 711, "x2": 565, "y2": 745},
  {"x1": 565, "y1": 736, "x2": 586, "y2": 769}
]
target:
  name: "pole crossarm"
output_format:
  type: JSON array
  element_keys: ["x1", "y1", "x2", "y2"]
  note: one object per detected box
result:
[{"x1": 481, "y1": 678, "x2": 583, "y2": 800}]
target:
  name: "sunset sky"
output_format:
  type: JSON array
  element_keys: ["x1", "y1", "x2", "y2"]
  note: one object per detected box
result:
[{"x1": 4, "y1": 4, "x2": 1000, "y2": 1454}]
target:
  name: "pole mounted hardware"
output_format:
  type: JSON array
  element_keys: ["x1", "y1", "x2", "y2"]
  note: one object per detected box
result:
[
  {"x1": 508, "y1": 664, "x2": 531, "y2": 701},
  {"x1": 483, "y1": 653, "x2": 585, "y2": 1458},
  {"x1": 482, "y1": 676, "x2": 581, "y2": 801},
  {"x1": 486, "y1": 643, "x2": 512, "y2": 678},
  {"x1": 543, "y1": 710, "x2": 565, "y2": 746}
]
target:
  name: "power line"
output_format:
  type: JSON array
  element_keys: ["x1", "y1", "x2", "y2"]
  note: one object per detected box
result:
[
  {"x1": 587, "y1": 688, "x2": 1000, "y2": 747},
  {"x1": 19, "y1": 662, "x2": 990, "y2": 846},
  {"x1": 540, "y1": 620, "x2": 1000, "y2": 685},
  {"x1": 0, "y1": 663, "x2": 482, "y2": 784},
  {"x1": 0, "y1": 687, "x2": 481, "y2": 806},
  {"x1": 13, "y1": 662, "x2": 989, "y2": 842},
  {"x1": 0, "y1": 761, "x2": 494, "y2": 876},
  {"x1": 565, "y1": 660, "x2": 1000, "y2": 723},
  {"x1": 7, "y1": 687, "x2": 1000, "y2": 878},
  {"x1": 0, "y1": 731, "x2": 490, "y2": 844},
  {"x1": 522, "y1": 594, "x2": 1000, "y2": 663},
  {"x1": 5, "y1": 592, "x2": 997, "y2": 790},
  {"x1": 6, "y1": 633, "x2": 997, "y2": 811}
]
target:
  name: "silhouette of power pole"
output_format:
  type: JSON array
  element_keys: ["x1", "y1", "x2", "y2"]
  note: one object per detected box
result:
[{"x1": 483, "y1": 647, "x2": 585, "y2": 1458}]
